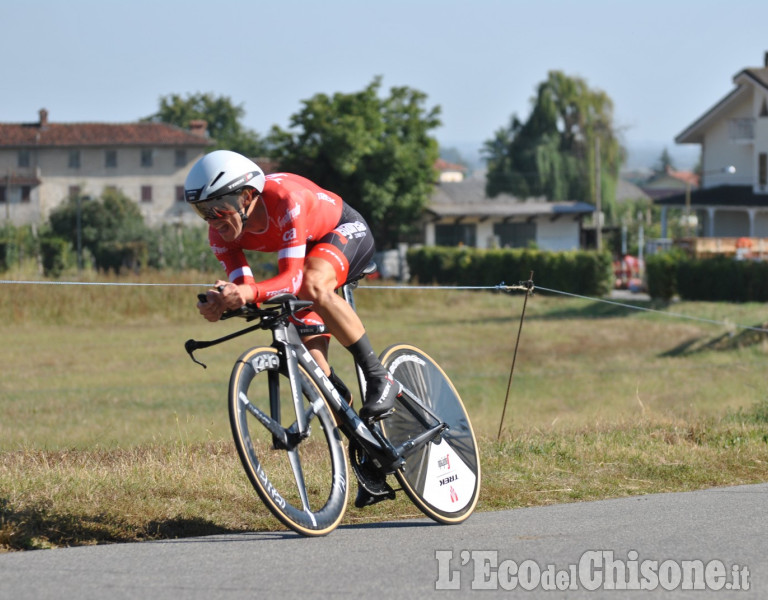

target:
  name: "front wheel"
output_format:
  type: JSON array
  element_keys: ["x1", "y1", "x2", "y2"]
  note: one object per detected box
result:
[
  {"x1": 229, "y1": 346, "x2": 349, "y2": 536},
  {"x1": 379, "y1": 344, "x2": 481, "y2": 524}
]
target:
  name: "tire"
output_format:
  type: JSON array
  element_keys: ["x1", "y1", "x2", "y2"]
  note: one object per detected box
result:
[
  {"x1": 229, "y1": 346, "x2": 348, "y2": 536},
  {"x1": 379, "y1": 344, "x2": 480, "y2": 524}
]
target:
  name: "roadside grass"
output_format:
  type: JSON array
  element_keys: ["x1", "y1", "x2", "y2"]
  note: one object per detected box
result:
[{"x1": 1, "y1": 272, "x2": 767, "y2": 551}]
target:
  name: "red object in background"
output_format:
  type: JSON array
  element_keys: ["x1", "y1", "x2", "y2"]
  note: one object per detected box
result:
[{"x1": 613, "y1": 255, "x2": 644, "y2": 290}]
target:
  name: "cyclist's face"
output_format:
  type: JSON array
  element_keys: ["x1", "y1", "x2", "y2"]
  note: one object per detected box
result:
[{"x1": 203, "y1": 190, "x2": 252, "y2": 241}]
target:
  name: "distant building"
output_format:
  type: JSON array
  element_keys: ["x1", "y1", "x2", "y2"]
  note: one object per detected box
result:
[
  {"x1": 424, "y1": 173, "x2": 594, "y2": 251},
  {"x1": 660, "y1": 52, "x2": 768, "y2": 238},
  {"x1": 0, "y1": 109, "x2": 212, "y2": 226},
  {"x1": 434, "y1": 158, "x2": 468, "y2": 183},
  {"x1": 640, "y1": 167, "x2": 699, "y2": 201}
]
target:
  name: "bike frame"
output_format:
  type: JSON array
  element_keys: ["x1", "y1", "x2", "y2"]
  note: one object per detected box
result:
[{"x1": 186, "y1": 282, "x2": 448, "y2": 476}]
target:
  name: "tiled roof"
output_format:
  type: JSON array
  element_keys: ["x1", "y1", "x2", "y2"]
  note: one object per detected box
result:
[
  {"x1": 435, "y1": 158, "x2": 467, "y2": 172},
  {"x1": 429, "y1": 177, "x2": 594, "y2": 218},
  {"x1": 0, "y1": 120, "x2": 211, "y2": 148}
]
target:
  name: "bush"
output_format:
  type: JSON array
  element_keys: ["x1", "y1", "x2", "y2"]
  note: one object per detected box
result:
[
  {"x1": 406, "y1": 247, "x2": 613, "y2": 296},
  {"x1": 645, "y1": 250, "x2": 686, "y2": 301},
  {"x1": 39, "y1": 236, "x2": 71, "y2": 278},
  {"x1": 646, "y1": 251, "x2": 768, "y2": 302}
]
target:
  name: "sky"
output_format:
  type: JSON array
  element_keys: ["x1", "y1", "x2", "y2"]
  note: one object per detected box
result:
[{"x1": 3, "y1": 0, "x2": 768, "y2": 169}]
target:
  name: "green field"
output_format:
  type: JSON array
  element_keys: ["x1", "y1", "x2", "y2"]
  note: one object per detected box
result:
[{"x1": 1, "y1": 274, "x2": 767, "y2": 550}]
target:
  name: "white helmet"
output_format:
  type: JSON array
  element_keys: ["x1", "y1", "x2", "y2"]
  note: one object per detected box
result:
[{"x1": 184, "y1": 150, "x2": 266, "y2": 220}]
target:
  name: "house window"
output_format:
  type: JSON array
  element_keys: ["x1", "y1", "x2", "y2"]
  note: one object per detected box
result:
[
  {"x1": 21, "y1": 186, "x2": 31, "y2": 203},
  {"x1": 18, "y1": 150, "x2": 30, "y2": 168},
  {"x1": 435, "y1": 223, "x2": 476, "y2": 247},
  {"x1": 105, "y1": 149, "x2": 118, "y2": 168},
  {"x1": 0, "y1": 187, "x2": 6, "y2": 203},
  {"x1": 175, "y1": 149, "x2": 187, "y2": 167},
  {"x1": 175, "y1": 185, "x2": 185, "y2": 202},
  {"x1": 69, "y1": 186, "x2": 81, "y2": 198},
  {"x1": 493, "y1": 222, "x2": 536, "y2": 248},
  {"x1": 68, "y1": 150, "x2": 81, "y2": 169},
  {"x1": 728, "y1": 118, "x2": 755, "y2": 141},
  {"x1": 759, "y1": 153, "x2": 767, "y2": 187},
  {"x1": 140, "y1": 149, "x2": 154, "y2": 167},
  {"x1": 141, "y1": 186, "x2": 153, "y2": 202}
]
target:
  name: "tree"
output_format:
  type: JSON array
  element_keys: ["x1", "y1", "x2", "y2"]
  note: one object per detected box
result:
[
  {"x1": 483, "y1": 71, "x2": 625, "y2": 219},
  {"x1": 48, "y1": 190, "x2": 151, "y2": 272},
  {"x1": 267, "y1": 77, "x2": 441, "y2": 248},
  {"x1": 655, "y1": 147, "x2": 675, "y2": 173},
  {"x1": 144, "y1": 92, "x2": 266, "y2": 157}
]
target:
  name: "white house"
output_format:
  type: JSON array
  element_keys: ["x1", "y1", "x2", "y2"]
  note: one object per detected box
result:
[
  {"x1": 424, "y1": 174, "x2": 594, "y2": 251},
  {"x1": 0, "y1": 109, "x2": 212, "y2": 227},
  {"x1": 661, "y1": 52, "x2": 768, "y2": 238}
]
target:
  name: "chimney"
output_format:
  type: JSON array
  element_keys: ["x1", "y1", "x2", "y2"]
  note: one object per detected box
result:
[
  {"x1": 189, "y1": 119, "x2": 208, "y2": 137},
  {"x1": 764, "y1": 51, "x2": 768, "y2": 67},
  {"x1": 39, "y1": 108, "x2": 49, "y2": 128}
]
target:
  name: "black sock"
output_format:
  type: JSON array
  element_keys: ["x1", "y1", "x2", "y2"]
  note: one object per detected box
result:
[{"x1": 345, "y1": 333, "x2": 387, "y2": 382}]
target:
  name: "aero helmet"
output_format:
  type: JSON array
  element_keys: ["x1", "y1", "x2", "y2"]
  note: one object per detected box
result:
[{"x1": 184, "y1": 150, "x2": 266, "y2": 221}]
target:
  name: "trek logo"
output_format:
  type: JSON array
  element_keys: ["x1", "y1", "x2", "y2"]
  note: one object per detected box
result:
[
  {"x1": 316, "y1": 192, "x2": 336, "y2": 204},
  {"x1": 225, "y1": 171, "x2": 258, "y2": 191},
  {"x1": 450, "y1": 486, "x2": 459, "y2": 503},
  {"x1": 439, "y1": 474, "x2": 459, "y2": 486}
]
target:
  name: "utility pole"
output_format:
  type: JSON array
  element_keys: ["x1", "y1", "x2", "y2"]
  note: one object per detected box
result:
[{"x1": 594, "y1": 137, "x2": 602, "y2": 251}]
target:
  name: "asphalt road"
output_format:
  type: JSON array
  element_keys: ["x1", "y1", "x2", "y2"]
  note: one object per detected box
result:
[{"x1": 0, "y1": 483, "x2": 764, "y2": 599}]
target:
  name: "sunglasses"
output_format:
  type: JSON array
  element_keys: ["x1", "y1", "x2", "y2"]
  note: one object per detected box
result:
[{"x1": 190, "y1": 192, "x2": 244, "y2": 221}]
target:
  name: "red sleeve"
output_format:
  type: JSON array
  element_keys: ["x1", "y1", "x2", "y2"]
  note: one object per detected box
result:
[{"x1": 208, "y1": 229, "x2": 260, "y2": 298}]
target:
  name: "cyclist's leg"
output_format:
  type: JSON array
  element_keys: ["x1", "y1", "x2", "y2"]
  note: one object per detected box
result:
[{"x1": 299, "y1": 212, "x2": 399, "y2": 421}]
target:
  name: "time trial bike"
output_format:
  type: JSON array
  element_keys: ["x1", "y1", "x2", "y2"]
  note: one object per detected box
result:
[{"x1": 185, "y1": 263, "x2": 481, "y2": 536}]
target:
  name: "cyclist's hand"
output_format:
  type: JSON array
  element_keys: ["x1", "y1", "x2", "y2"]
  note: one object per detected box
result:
[
  {"x1": 197, "y1": 281, "x2": 249, "y2": 321},
  {"x1": 216, "y1": 281, "x2": 250, "y2": 310},
  {"x1": 197, "y1": 289, "x2": 224, "y2": 322}
]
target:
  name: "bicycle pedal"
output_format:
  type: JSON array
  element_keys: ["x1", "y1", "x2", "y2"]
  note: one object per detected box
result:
[{"x1": 363, "y1": 407, "x2": 395, "y2": 425}]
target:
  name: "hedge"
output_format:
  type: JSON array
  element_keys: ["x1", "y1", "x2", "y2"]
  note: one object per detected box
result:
[
  {"x1": 406, "y1": 246, "x2": 613, "y2": 297},
  {"x1": 646, "y1": 253, "x2": 768, "y2": 302}
]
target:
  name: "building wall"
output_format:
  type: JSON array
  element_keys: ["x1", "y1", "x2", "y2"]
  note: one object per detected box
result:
[
  {"x1": 753, "y1": 87, "x2": 768, "y2": 195},
  {"x1": 702, "y1": 93, "x2": 754, "y2": 188},
  {"x1": 536, "y1": 218, "x2": 581, "y2": 251},
  {"x1": 424, "y1": 216, "x2": 582, "y2": 251},
  {"x1": 755, "y1": 212, "x2": 768, "y2": 236},
  {"x1": 1, "y1": 146, "x2": 206, "y2": 227},
  {"x1": 713, "y1": 210, "x2": 750, "y2": 237}
]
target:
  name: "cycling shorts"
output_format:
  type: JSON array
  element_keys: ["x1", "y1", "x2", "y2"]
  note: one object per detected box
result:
[{"x1": 292, "y1": 203, "x2": 375, "y2": 338}]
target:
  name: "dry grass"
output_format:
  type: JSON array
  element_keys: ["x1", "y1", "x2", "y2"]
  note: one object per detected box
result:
[{"x1": 1, "y1": 271, "x2": 767, "y2": 550}]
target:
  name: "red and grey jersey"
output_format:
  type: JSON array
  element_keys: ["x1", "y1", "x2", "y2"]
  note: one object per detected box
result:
[{"x1": 209, "y1": 173, "x2": 343, "y2": 301}]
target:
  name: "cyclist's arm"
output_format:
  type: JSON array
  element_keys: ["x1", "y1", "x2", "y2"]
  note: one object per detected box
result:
[{"x1": 208, "y1": 201, "x2": 309, "y2": 306}]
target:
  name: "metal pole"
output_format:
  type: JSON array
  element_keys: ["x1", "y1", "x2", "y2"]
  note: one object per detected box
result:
[
  {"x1": 76, "y1": 194, "x2": 82, "y2": 272},
  {"x1": 594, "y1": 137, "x2": 602, "y2": 251},
  {"x1": 497, "y1": 272, "x2": 534, "y2": 441}
]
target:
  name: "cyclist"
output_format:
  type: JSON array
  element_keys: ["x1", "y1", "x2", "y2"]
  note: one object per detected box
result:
[{"x1": 184, "y1": 150, "x2": 399, "y2": 423}]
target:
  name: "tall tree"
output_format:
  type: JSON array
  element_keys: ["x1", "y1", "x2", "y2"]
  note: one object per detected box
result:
[
  {"x1": 483, "y1": 71, "x2": 625, "y2": 218},
  {"x1": 144, "y1": 92, "x2": 266, "y2": 157},
  {"x1": 655, "y1": 147, "x2": 675, "y2": 173},
  {"x1": 267, "y1": 77, "x2": 441, "y2": 248}
]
